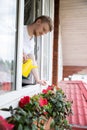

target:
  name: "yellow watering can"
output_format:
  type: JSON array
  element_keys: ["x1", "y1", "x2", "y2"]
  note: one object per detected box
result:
[{"x1": 22, "y1": 59, "x2": 38, "y2": 78}]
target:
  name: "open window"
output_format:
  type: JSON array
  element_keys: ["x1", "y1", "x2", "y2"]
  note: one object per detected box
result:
[
  {"x1": 23, "y1": 0, "x2": 54, "y2": 86},
  {"x1": 0, "y1": 0, "x2": 54, "y2": 112},
  {"x1": 22, "y1": 0, "x2": 42, "y2": 86}
]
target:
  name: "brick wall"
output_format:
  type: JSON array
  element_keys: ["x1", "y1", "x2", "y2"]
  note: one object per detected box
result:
[{"x1": 63, "y1": 66, "x2": 87, "y2": 79}]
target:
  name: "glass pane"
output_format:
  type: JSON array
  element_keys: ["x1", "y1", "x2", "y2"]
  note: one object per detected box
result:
[
  {"x1": 24, "y1": 0, "x2": 34, "y2": 25},
  {"x1": 0, "y1": 0, "x2": 17, "y2": 94},
  {"x1": 42, "y1": 0, "x2": 50, "y2": 80},
  {"x1": 42, "y1": 0, "x2": 54, "y2": 81},
  {"x1": 43, "y1": 34, "x2": 50, "y2": 80}
]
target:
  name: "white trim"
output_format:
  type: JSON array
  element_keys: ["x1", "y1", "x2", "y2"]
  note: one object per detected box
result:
[
  {"x1": 42, "y1": 0, "x2": 45, "y2": 15},
  {"x1": 40, "y1": 0, "x2": 44, "y2": 80},
  {"x1": 0, "y1": 84, "x2": 41, "y2": 108},
  {"x1": 16, "y1": 0, "x2": 24, "y2": 90},
  {"x1": 40, "y1": 36, "x2": 44, "y2": 80}
]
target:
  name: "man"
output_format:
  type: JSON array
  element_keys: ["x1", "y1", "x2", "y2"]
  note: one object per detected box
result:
[{"x1": 23, "y1": 15, "x2": 53, "y2": 86}]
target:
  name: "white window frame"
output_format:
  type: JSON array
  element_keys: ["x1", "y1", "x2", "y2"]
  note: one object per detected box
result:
[
  {"x1": 0, "y1": 0, "x2": 42, "y2": 117},
  {"x1": 40, "y1": 0, "x2": 54, "y2": 84}
]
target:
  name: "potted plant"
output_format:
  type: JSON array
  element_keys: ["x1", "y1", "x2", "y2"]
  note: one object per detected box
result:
[{"x1": 1, "y1": 85, "x2": 72, "y2": 130}]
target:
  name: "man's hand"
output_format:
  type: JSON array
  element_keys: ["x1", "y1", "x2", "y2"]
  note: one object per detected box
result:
[{"x1": 37, "y1": 80, "x2": 47, "y2": 86}]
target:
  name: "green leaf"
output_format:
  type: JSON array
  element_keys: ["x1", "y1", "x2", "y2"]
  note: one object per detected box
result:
[
  {"x1": 32, "y1": 124, "x2": 38, "y2": 130},
  {"x1": 40, "y1": 127, "x2": 44, "y2": 130},
  {"x1": 17, "y1": 108, "x2": 27, "y2": 116},
  {"x1": 18, "y1": 124, "x2": 23, "y2": 130},
  {"x1": 63, "y1": 119, "x2": 68, "y2": 125},
  {"x1": 53, "y1": 112, "x2": 56, "y2": 117},
  {"x1": 55, "y1": 126, "x2": 59, "y2": 130},
  {"x1": 13, "y1": 115, "x2": 21, "y2": 121},
  {"x1": 24, "y1": 126, "x2": 30, "y2": 130}
]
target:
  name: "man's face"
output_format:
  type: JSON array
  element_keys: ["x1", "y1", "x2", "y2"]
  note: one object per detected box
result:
[{"x1": 33, "y1": 20, "x2": 50, "y2": 37}]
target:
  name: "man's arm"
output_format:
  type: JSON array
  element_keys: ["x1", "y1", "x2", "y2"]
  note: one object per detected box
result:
[{"x1": 25, "y1": 54, "x2": 47, "y2": 86}]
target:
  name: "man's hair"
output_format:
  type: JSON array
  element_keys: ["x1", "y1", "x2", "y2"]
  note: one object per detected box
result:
[{"x1": 34, "y1": 15, "x2": 53, "y2": 32}]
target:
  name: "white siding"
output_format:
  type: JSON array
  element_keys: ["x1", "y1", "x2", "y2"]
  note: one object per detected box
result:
[{"x1": 60, "y1": 0, "x2": 87, "y2": 66}]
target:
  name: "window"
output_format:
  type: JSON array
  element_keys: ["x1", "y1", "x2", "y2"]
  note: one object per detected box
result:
[
  {"x1": 23, "y1": 0, "x2": 54, "y2": 85},
  {"x1": 0, "y1": 0, "x2": 17, "y2": 94},
  {"x1": 0, "y1": 0, "x2": 42, "y2": 110},
  {"x1": 0, "y1": 0, "x2": 54, "y2": 112},
  {"x1": 22, "y1": 0, "x2": 54, "y2": 86}
]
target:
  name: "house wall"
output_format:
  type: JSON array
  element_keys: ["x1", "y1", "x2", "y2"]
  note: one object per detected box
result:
[{"x1": 60, "y1": 0, "x2": 87, "y2": 78}]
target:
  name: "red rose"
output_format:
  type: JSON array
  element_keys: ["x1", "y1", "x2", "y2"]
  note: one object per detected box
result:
[
  {"x1": 47, "y1": 86, "x2": 53, "y2": 91},
  {"x1": 39, "y1": 97, "x2": 48, "y2": 107},
  {"x1": 19, "y1": 96, "x2": 30, "y2": 108},
  {"x1": 42, "y1": 89, "x2": 48, "y2": 94},
  {"x1": 0, "y1": 116, "x2": 14, "y2": 130},
  {"x1": 42, "y1": 86, "x2": 53, "y2": 94}
]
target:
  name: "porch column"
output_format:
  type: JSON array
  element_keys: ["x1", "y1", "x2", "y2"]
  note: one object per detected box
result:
[{"x1": 52, "y1": 0, "x2": 60, "y2": 86}]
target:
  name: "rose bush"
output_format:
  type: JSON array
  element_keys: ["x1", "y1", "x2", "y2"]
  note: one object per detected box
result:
[{"x1": 1, "y1": 85, "x2": 72, "y2": 130}]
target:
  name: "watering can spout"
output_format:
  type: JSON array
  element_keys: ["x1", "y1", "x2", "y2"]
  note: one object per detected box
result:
[
  {"x1": 22, "y1": 59, "x2": 38, "y2": 78},
  {"x1": 32, "y1": 65, "x2": 37, "y2": 69}
]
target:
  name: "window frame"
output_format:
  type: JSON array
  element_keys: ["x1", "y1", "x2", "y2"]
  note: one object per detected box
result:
[
  {"x1": 0, "y1": 0, "x2": 54, "y2": 117},
  {"x1": 39, "y1": 0, "x2": 54, "y2": 84},
  {"x1": 0, "y1": 1, "x2": 42, "y2": 118}
]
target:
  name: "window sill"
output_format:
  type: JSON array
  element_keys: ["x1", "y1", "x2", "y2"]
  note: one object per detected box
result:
[{"x1": 0, "y1": 84, "x2": 43, "y2": 117}]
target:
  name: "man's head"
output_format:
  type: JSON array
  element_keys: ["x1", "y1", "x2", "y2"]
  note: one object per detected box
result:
[{"x1": 32, "y1": 15, "x2": 53, "y2": 37}]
